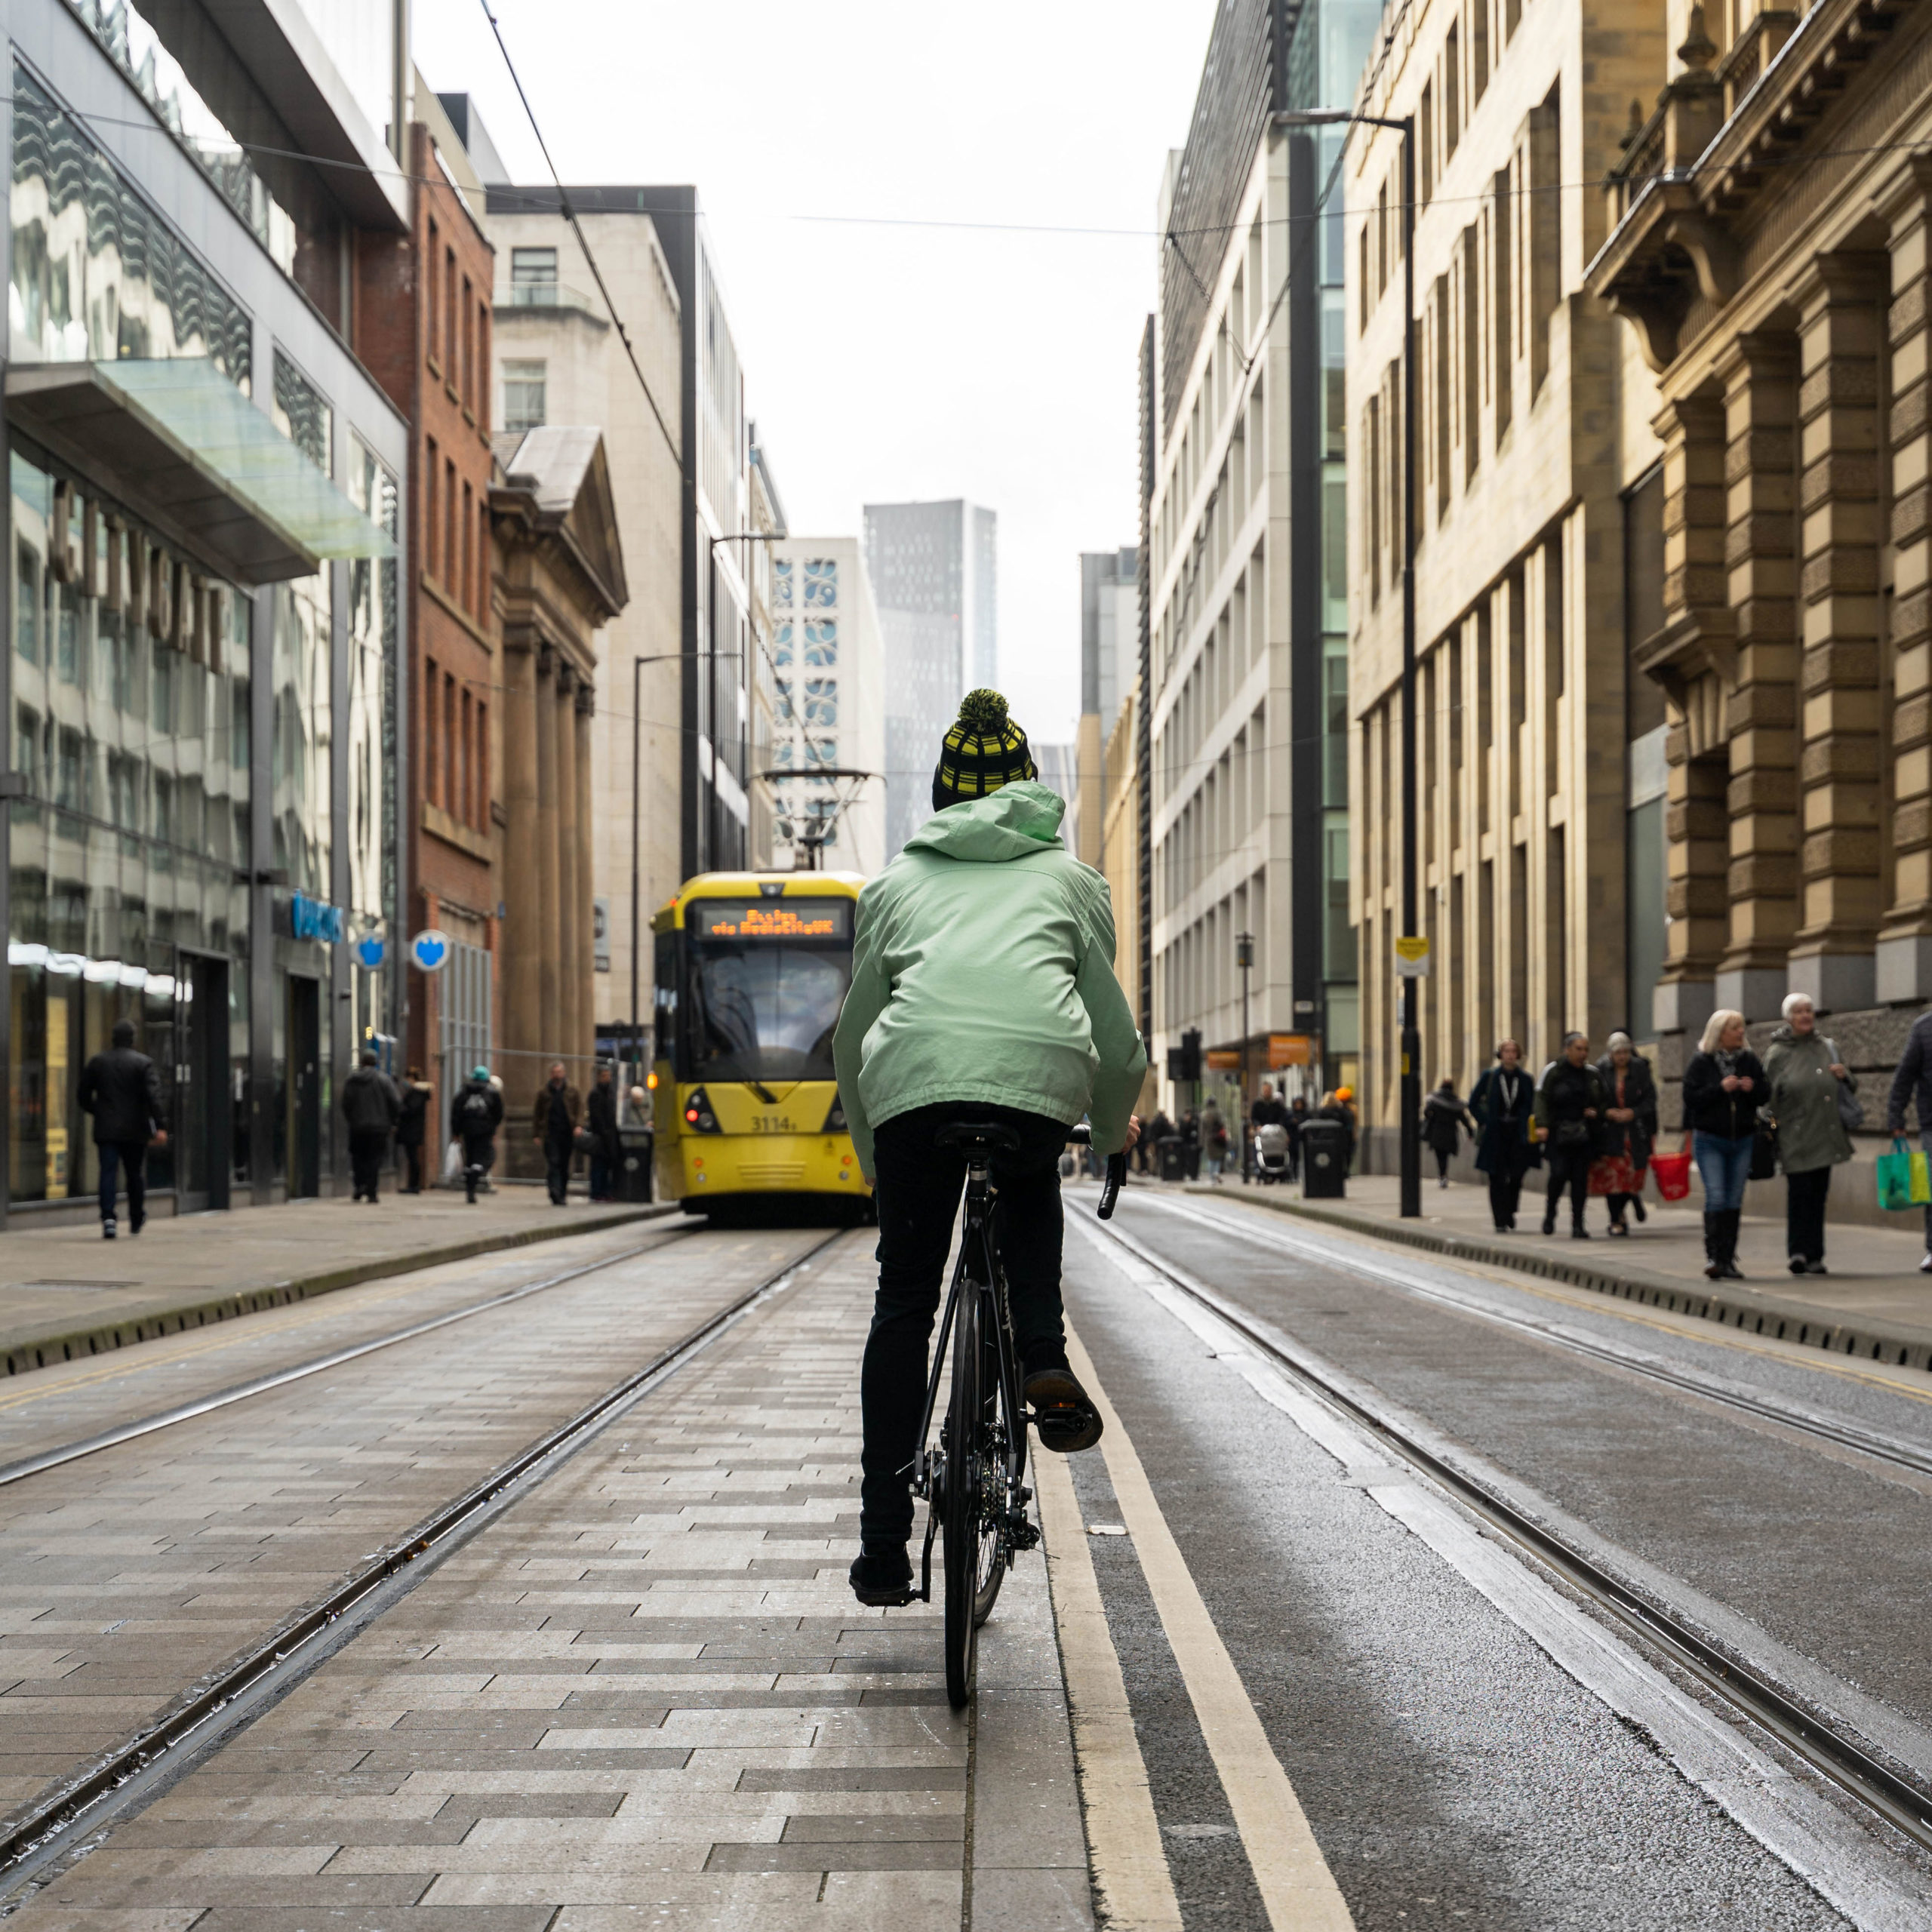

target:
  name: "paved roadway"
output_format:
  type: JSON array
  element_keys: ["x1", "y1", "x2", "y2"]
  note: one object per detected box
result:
[{"x1": 5, "y1": 1187, "x2": 1932, "y2": 1928}]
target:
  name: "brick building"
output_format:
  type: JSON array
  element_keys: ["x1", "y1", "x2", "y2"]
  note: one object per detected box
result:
[{"x1": 360, "y1": 87, "x2": 500, "y2": 1122}]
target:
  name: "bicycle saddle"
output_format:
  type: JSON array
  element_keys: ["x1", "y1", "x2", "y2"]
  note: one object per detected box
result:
[{"x1": 934, "y1": 1121, "x2": 1022, "y2": 1156}]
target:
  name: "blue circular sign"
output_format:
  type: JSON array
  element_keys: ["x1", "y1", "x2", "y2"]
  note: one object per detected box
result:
[
  {"x1": 409, "y1": 928, "x2": 452, "y2": 973},
  {"x1": 353, "y1": 934, "x2": 386, "y2": 971}
]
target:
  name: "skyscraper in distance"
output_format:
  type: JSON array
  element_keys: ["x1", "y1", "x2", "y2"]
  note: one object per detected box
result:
[{"x1": 863, "y1": 499, "x2": 998, "y2": 855}]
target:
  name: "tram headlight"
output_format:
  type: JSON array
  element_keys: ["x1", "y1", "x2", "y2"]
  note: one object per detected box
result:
[
  {"x1": 683, "y1": 1086, "x2": 721, "y2": 1134},
  {"x1": 822, "y1": 1094, "x2": 848, "y2": 1134}
]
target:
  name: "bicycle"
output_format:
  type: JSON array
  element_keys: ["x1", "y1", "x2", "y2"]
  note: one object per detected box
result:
[{"x1": 910, "y1": 1121, "x2": 1125, "y2": 1709}]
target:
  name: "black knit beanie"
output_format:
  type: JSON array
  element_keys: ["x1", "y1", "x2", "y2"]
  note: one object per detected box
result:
[{"x1": 932, "y1": 689, "x2": 1038, "y2": 811}]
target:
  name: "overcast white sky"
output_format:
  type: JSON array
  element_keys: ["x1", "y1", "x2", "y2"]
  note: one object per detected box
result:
[{"x1": 411, "y1": 0, "x2": 1220, "y2": 745}]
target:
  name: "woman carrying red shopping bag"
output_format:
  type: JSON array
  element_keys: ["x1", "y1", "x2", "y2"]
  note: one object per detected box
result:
[{"x1": 1590, "y1": 1032, "x2": 1659, "y2": 1237}]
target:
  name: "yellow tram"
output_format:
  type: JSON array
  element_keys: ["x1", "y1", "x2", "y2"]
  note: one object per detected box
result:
[{"x1": 649, "y1": 872, "x2": 872, "y2": 1217}]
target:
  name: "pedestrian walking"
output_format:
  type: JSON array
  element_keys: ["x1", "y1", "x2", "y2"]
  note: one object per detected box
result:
[
  {"x1": 1140, "y1": 1107, "x2": 1171, "y2": 1176},
  {"x1": 452, "y1": 1064, "x2": 504, "y2": 1204},
  {"x1": 1422, "y1": 1078, "x2": 1475, "y2": 1187},
  {"x1": 1318, "y1": 1088, "x2": 1358, "y2": 1173},
  {"x1": 586, "y1": 1063, "x2": 620, "y2": 1201},
  {"x1": 1471, "y1": 1041, "x2": 1538, "y2": 1233},
  {"x1": 534, "y1": 1061, "x2": 582, "y2": 1206},
  {"x1": 1682, "y1": 1009, "x2": 1766, "y2": 1281},
  {"x1": 1199, "y1": 1097, "x2": 1229, "y2": 1183},
  {"x1": 1535, "y1": 1033, "x2": 1606, "y2": 1238},
  {"x1": 1884, "y1": 1002, "x2": 1932, "y2": 1273},
  {"x1": 395, "y1": 1065, "x2": 432, "y2": 1194},
  {"x1": 1180, "y1": 1108, "x2": 1201, "y2": 1180},
  {"x1": 1594, "y1": 1032, "x2": 1658, "y2": 1236},
  {"x1": 77, "y1": 1017, "x2": 167, "y2": 1240},
  {"x1": 341, "y1": 1051, "x2": 401, "y2": 1202},
  {"x1": 1766, "y1": 993, "x2": 1858, "y2": 1275}
]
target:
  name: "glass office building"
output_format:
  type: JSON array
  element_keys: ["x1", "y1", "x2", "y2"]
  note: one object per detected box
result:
[{"x1": 2, "y1": 0, "x2": 407, "y2": 1221}]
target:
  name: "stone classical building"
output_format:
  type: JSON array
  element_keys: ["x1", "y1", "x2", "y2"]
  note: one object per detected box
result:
[
  {"x1": 490, "y1": 428, "x2": 627, "y2": 1163},
  {"x1": 1345, "y1": 0, "x2": 1666, "y2": 1148},
  {"x1": 1586, "y1": 0, "x2": 1932, "y2": 1100}
]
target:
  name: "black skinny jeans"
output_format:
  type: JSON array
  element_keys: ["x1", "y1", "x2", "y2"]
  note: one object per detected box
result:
[
  {"x1": 1786, "y1": 1164, "x2": 1832, "y2": 1263},
  {"x1": 860, "y1": 1103, "x2": 1075, "y2": 1549}
]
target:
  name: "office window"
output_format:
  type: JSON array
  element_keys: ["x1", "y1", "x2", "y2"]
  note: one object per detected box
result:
[
  {"x1": 460, "y1": 688, "x2": 472, "y2": 824},
  {"x1": 478, "y1": 500, "x2": 491, "y2": 616},
  {"x1": 1446, "y1": 23, "x2": 1460, "y2": 158},
  {"x1": 423, "y1": 439, "x2": 438, "y2": 577},
  {"x1": 462, "y1": 480, "x2": 473, "y2": 614},
  {"x1": 511, "y1": 247, "x2": 557, "y2": 291},
  {"x1": 476, "y1": 703, "x2": 489, "y2": 826},
  {"x1": 445, "y1": 460, "x2": 457, "y2": 589},
  {"x1": 477, "y1": 304, "x2": 491, "y2": 433},
  {"x1": 460, "y1": 275, "x2": 474, "y2": 409},
  {"x1": 443, "y1": 672, "x2": 457, "y2": 814},
  {"x1": 503, "y1": 359, "x2": 546, "y2": 433},
  {"x1": 426, "y1": 219, "x2": 440, "y2": 365},
  {"x1": 424, "y1": 654, "x2": 438, "y2": 800},
  {"x1": 444, "y1": 247, "x2": 457, "y2": 389}
]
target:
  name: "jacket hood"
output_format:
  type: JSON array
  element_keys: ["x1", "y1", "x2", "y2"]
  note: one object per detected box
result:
[{"x1": 903, "y1": 780, "x2": 1066, "y2": 863}]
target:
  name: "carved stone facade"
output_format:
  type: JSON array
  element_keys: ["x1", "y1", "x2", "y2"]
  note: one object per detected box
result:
[
  {"x1": 490, "y1": 429, "x2": 628, "y2": 1166},
  {"x1": 1588, "y1": 0, "x2": 1932, "y2": 1084}
]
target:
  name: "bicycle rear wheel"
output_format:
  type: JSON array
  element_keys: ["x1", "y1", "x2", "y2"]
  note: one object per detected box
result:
[
  {"x1": 942, "y1": 1286, "x2": 993, "y2": 1709},
  {"x1": 971, "y1": 1292, "x2": 1020, "y2": 1629}
]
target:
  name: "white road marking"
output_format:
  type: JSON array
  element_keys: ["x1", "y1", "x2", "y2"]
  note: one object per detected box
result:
[
  {"x1": 1033, "y1": 1440, "x2": 1184, "y2": 1930},
  {"x1": 1060, "y1": 1318, "x2": 1357, "y2": 1931},
  {"x1": 1071, "y1": 1215, "x2": 1932, "y2": 1931}
]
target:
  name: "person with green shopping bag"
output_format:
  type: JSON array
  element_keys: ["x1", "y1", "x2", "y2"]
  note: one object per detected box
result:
[{"x1": 1885, "y1": 1005, "x2": 1932, "y2": 1265}]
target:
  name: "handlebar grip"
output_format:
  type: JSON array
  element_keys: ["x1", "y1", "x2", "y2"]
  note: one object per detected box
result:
[{"x1": 1098, "y1": 1151, "x2": 1126, "y2": 1220}]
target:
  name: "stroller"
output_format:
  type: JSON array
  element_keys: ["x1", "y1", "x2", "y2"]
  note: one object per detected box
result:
[{"x1": 1254, "y1": 1121, "x2": 1291, "y2": 1184}]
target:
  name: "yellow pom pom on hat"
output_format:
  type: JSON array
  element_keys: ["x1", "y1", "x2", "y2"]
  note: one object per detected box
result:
[{"x1": 932, "y1": 688, "x2": 1038, "y2": 811}]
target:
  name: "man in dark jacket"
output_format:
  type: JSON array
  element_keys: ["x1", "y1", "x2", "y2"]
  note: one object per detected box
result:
[
  {"x1": 341, "y1": 1051, "x2": 401, "y2": 1202},
  {"x1": 78, "y1": 1018, "x2": 166, "y2": 1239},
  {"x1": 1534, "y1": 1032, "x2": 1607, "y2": 1238},
  {"x1": 452, "y1": 1065, "x2": 505, "y2": 1205},
  {"x1": 586, "y1": 1063, "x2": 620, "y2": 1201},
  {"x1": 1887, "y1": 1009, "x2": 1932, "y2": 1270},
  {"x1": 1286, "y1": 1095, "x2": 1310, "y2": 1181},
  {"x1": 533, "y1": 1063, "x2": 581, "y2": 1206},
  {"x1": 395, "y1": 1067, "x2": 432, "y2": 1194}
]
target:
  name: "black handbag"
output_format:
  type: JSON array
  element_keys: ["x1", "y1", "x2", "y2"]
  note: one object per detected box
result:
[{"x1": 1750, "y1": 1106, "x2": 1779, "y2": 1181}]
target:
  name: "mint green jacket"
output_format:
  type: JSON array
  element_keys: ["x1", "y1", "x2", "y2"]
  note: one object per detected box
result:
[{"x1": 832, "y1": 782, "x2": 1146, "y2": 1180}]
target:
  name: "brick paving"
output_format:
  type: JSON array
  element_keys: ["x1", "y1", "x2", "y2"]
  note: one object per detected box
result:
[
  {"x1": 0, "y1": 1229, "x2": 827, "y2": 1841},
  {"x1": 4, "y1": 1234, "x2": 1091, "y2": 1930}
]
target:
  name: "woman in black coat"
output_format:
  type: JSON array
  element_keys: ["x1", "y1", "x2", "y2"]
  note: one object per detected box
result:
[
  {"x1": 1594, "y1": 1032, "x2": 1658, "y2": 1237},
  {"x1": 1470, "y1": 1040, "x2": 1538, "y2": 1234},
  {"x1": 1681, "y1": 1009, "x2": 1767, "y2": 1282},
  {"x1": 1421, "y1": 1079, "x2": 1475, "y2": 1187}
]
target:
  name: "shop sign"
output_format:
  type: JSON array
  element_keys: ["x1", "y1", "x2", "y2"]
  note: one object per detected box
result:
[
  {"x1": 290, "y1": 891, "x2": 345, "y2": 944},
  {"x1": 352, "y1": 933, "x2": 386, "y2": 971},
  {"x1": 1204, "y1": 1048, "x2": 1243, "y2": 1070},
  {"x1": 409, "y1": 929, "x2": 452, "y2": 973},
  {"x1": 1269, "y1": 1033, "x2": 1312, "y2": 1068}
]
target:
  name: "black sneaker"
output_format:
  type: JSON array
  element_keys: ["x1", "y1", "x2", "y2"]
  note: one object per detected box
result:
[
  {"x1": 849, "y1": 1546, "x2": 915, "y2": 1607},
  {"x1": 1026, "y1": 1367, "x2": 1103, "y2": 1454},
  {"x1": 101, "y1": 1217, "x2": 116, "y2": 1241}
]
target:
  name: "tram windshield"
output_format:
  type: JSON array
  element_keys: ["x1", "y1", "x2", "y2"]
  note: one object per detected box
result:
[{"x1": 685, "y1": 897, "x2": 852, "y2": 1084}]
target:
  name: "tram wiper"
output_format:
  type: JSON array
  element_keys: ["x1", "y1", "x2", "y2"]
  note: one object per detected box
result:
[{"x1": 745, "y1": 1079, "x2": 779, "y2": 1104}]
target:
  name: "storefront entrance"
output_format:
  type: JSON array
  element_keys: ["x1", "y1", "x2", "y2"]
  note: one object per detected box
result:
[
  {"x1": 174, "y1": 954, "x2": 231, "y2": 1213},
  {"x1": 287, "y1": 976, "x2": 321, "y2": 1200}
]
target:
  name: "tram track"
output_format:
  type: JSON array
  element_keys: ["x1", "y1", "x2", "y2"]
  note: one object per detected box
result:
[
  {"x1": 0, "y1": 1224, "x2": 851, "y2": 1905},
  {"x1": 1088, "y1": 1209, "x2": 1932, "y2": 1864},
  {"x1": 0, "y1": 1222, "x2": 701, "y2": 1490},
  {"x1": 1146, "y1": 1192, "x2": 1932, "y2": 1481}
]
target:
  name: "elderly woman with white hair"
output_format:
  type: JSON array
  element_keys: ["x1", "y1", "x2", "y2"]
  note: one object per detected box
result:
[
  {"x1": 1594, "y1": 1032, "x2": 1659, "y2": 1236},
  {"x1": 1764, "y1": 992, "x2": 1857, "y2": 1275},
  {"x1": 1680, "y1": 1010, "x2": 1767, "y2": 1281}
]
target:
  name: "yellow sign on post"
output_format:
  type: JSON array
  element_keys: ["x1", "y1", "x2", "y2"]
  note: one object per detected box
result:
[{"x1": 1393, "y1": 935, "x2": 1431, "y2": 978}]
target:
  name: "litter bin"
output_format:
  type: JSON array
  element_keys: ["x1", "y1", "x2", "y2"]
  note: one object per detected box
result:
[
  {"x1": 616, "y1": 1125, "x2": 654, "y2": 1203},
  {"x1": 1157, "y1": 1134, "x2": 1188, "y2": 1183},
  {"x1": 1300, "y1": 1118, "x2": 1348, "y2": 1198}
]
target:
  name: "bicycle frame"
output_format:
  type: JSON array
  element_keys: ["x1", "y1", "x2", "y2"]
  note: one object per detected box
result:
[{"x1": 911, "y1": 1151, "x2": 1023, "y2": 1604}]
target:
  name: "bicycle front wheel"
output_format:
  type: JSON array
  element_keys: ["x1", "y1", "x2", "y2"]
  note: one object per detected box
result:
[{"x1": 942, "y1": 1286, "x2": 991, "y2": 1709}]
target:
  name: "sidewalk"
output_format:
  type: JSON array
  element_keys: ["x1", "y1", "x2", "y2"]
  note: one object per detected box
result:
[
  {"x1": 1177, "y1": 1171, "x2": 1932, "y2": 1370},
  {"x1": 0, "y1": 1190, "x2": 674, "y2": 1375}
]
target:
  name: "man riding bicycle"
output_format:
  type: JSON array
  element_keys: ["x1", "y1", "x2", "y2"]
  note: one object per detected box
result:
[{"x1": 832, "y1": 688, "x2": 1145, "y2": 1607}]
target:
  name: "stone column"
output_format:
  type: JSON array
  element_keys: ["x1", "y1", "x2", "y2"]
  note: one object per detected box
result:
[
  {"x1": 534, "y1": 646, "x2": 560, "y2": 1060},
  {"x1": 1791, "y1": 253, "x2": 1887, "y2": 1011},
  {"x1": 500, "y1": 639, "x2": 543, "y2": 1075},
  {"x1": 1654, "y1": 387, "x2": 1729, "y2": 1038},
  {"x1": 554, "y1": 661, "x2": 580, "y2": 1069},
  {"x1": 1881, "y1": 161, "x2": 1932, "y2": 1001},
  {"x1": 1716, "y1": 331, "x2": 1801, "y2": 1019},
  {"x1": 575, "y1": 683, "x2": 596, "y2": 1062}
]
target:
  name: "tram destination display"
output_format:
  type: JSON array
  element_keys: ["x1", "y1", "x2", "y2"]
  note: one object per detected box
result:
[{"x1": 687, "y1": 900, "x2": 852, "y2": 943}]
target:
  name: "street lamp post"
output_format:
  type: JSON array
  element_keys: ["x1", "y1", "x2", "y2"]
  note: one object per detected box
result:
[
  {"x1": 1277, "y1": 105, "x2": 1421, "y2": 1218},
  {"x1": 1236, "y1": 930, "x2": 1254, "y2": 1182}
]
